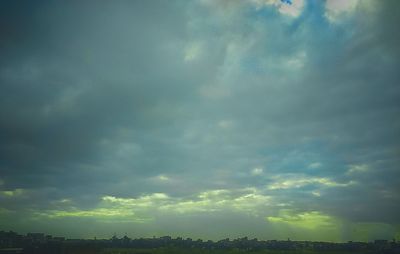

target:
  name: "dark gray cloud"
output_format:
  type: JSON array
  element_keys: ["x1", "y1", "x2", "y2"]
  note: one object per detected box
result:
[{"x1": 0, "y1": 0, "x2": 399, "y2": 240}]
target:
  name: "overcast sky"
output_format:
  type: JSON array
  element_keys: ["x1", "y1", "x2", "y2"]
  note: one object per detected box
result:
[{"x1": 0, "y1": 0, "x2": 399, "y2": 242}]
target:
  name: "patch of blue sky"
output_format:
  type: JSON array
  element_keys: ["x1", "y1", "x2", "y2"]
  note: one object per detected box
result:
[
  {"x1": 249, "y1": 0, "x2": 351, "y2": 43},
  {"x1": 281, "y1": 0, "x2": 293, "y2": 5},
  {"x1": 248, "y1": 2, "x2": 282, "y2": 21},
  {"x1": 302, "y1": 1, "x2": 355, "y2": 42},
  {"x1": 258, "y1": 141, "x2": 347, "y2": 177}
]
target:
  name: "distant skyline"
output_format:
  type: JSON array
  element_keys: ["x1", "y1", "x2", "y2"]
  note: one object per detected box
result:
[{"x1": 0, "y1": 0, "x2": 399, "y2": 242}]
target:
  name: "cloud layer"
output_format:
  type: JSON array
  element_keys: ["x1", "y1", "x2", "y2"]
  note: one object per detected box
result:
[{"x1": 0, "y1": 0, "x2": 399, "y2": 241}]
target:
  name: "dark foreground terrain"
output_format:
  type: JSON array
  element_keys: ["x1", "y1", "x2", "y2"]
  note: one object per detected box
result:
[
  {"x1": 1, "y1": 230, "x2": 399, "y2": 254},
  {"x1": 1, "y1": 247, "x2": 397, "y2": 254},
  {"x1": 99, "y1": 247, "x2": 396, "y2": 254}
]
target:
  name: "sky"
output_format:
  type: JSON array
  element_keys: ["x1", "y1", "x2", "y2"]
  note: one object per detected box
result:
[{"x1": 0, "y1": 0, "x2": 399, "y2": 242}]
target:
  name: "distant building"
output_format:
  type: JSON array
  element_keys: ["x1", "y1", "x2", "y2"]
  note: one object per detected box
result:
[
  {"x1": 52, "y1": 237, "x2": 65, "y2": 242},
  {"x1": 0, "y1": 248, "x2": 23, "y2": 254},
  {"x1": 374, "y1": 240, "x2": 388, "y2": 245},
  {"x1": 26, "y1": 233, "x2": 45, "y2": 243}
]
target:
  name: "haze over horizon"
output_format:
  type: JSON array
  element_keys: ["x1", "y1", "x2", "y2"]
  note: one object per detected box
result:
[{"x1": 0, "y1": 0, "x2": 399, "y2": 242}]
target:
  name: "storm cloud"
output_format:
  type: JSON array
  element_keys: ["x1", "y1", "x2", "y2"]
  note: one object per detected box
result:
[{"x1": 0, "y1": 0, "x2": 399, "y2": 241}]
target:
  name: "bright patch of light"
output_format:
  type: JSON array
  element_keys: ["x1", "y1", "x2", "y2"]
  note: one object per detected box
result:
[
  {"x1": 347, "y1": 164, "x2": 370, "y2": 175},
  {"x1": 184, "y1": 42, "x2": 202, "y2": 62},
  {"x1": 267, "y1": 210, "x2": 334, "y2": 229},
  {"x1": 268, "y1": 175, "x2": 355, "y2": 190},
  {"x1": 0, "y1": 188, "x2": 25, "y2": 197},
  {"x1": 251, "y1": 167, "x2": 264, "y2": 176},
  {"x1": 308, "y1": 162, "x2": 322, "y2": 169}
]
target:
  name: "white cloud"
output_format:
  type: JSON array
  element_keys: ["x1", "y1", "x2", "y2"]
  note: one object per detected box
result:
[
  {"x1": 157, "y1": 175, "x2": 170, "y2": 181},
  {"x1": 268, "y1": 175, "x2": 356, "y2": 190},
  {"x1": 149, "y1": 174, "x2": 172, "y2": 183},
  {"x1": 308, "y1": 162, "x2": 322, "y2": 169},
  {"x1": 102, "y1": 193, "x2": 170, "y2": 208},
  {"x1": 251, "y1": 167, "x2": 264, "y2": 176},
  {"x1": 278, "y1": 0, "x2": 304, "y2": 17},
  {"x1": 218, "y1": 120, "x2": 233, "y2": 129},
  {"x1": 346, "y1": 164, "x2": 370, "y2": 175},
  {"x1": 311, "y1": 191, "x2": 321, "y2": 197},
  {"x1": 184, "y1": 42, "x2": 202, "y2": 62},
  {"x1": 250, "y1": 0, "x2": 305, "y2": 18},
  {"x1": 39, "y1": 188, "x2": 272, "y2": 220},
  {"x1": 285, "y1": 51, "x2": 307, "y2": 69},
  {"x1": 325, "y1": 0, "x2": 359, "y2": 23},
  {"x1": 0, "y1": 188, "x2": 26, "y2": 197}
]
